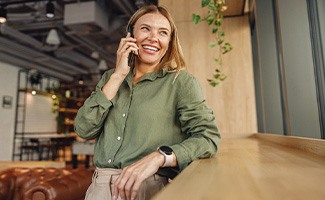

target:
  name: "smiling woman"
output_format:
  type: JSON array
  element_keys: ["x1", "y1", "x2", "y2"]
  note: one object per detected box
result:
[
  {"x1": 132, "y1": 12, "x2": 171, "y2": 71},
  {"x1": 74, "y1": 5, "x2": 220, "y2": 200}
]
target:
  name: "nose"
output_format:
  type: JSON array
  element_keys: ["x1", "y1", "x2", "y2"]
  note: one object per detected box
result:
[{"x1": 147, "y1": 31, "x2": 158, "y2": 42}]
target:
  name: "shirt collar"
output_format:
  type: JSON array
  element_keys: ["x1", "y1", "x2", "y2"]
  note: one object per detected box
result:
[{"x1": 126, "y1": 67, "x2": 169, "y2": 85}]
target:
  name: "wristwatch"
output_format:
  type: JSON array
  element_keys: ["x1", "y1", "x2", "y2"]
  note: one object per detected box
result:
[{"x1": 158, "y1": 146, "x2": 173, "y2": 167}]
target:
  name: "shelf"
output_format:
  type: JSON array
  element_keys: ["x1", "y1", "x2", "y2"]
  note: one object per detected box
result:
[
  {"x1": 58, "y1": 108, "x2": 78, "y2": 113},
  {"x1": 18, "y1": 88, "x2": 58, "y2": 97},
  {"x1": 64, "y1": 97, "x2": 85, "y2": 101}
]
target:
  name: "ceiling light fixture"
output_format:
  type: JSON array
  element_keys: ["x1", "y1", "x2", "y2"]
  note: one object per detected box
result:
[
  {"x1": 98, "y1": 59, "x2": 108, "y2": 70},
  {"x1": 0, "y1": 6, "x2": 7, "y2": 23},
  {"x1": 91, "y1": 51, "x2": 99, "y2": 59},
  {"x1": 46, "y1": 0, "x2": 55, "y2": 18},
  {"x1": 46, "y1": 28, "x2": 60, "y2": 45}
]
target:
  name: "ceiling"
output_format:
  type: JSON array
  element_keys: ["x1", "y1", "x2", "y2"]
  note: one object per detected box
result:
[{"x1": 0, "y1": 0, "x2": 245, "y2": 90}]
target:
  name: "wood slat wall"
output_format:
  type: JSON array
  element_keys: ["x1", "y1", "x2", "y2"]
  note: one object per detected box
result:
[{"x1": 160, "y1": 0, "x2": 257, "y2": 137}]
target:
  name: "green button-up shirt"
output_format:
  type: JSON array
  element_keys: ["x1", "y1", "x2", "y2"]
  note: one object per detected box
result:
[{"x1": 74, "y1": 68, "x2": 220, "y2": 172}]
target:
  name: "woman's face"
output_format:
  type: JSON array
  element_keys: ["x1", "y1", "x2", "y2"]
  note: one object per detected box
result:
[{"x1": 133, "y1": 13, "x2": 171, "y2": 68}]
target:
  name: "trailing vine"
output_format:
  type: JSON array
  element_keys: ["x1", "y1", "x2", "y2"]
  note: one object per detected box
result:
[{"x1": 192, "y1": 0, "x2": 233, "y2": 87}]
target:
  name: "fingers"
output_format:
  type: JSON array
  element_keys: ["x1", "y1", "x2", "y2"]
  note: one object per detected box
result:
[
  {"x1": 114, "y1": 33, "x2": 138, "y2": 74},
  {"x1": 113, "y1": 170, "x2": 125, "y2": 199},
  {"x1": 116, "y1": 35, "x2": 138, "y2": 68},
  {"x1": 130, "y1": 180, "x2": 142, "y2": 200},
  {"x1": 118, "y1": 42, "x2": 139, "y2": 57},
  {"x1": 117, "y1": 33, "x2": 138, "y2": 56},
  {"x1": 113, "y1": 167, "x2": 143, "y2": 200},
  {"x1": 113, "y1": 152, "x2": 163, "y2": 200},
  {"x1": 124, "y1": 176, "x2": 137, "y2": 200},
  {"x1": 117, "y1": 32, "x2": 132, "y2": 49}
]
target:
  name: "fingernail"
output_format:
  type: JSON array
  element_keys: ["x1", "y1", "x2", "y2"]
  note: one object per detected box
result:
[{"x1": 113, "y1": 195, "x2": 116, "y2": 200}]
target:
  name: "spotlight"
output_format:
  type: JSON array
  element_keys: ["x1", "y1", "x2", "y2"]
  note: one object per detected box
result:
[
  {"x1": 46, "y1": 0, "x2": 55, "y2": 18},
  {"x1": 0, "y1": 6, "x2": 7, "y2": 24},
  {"x1": 78, "y1": 78, "x2": 84, "y2": 85}
]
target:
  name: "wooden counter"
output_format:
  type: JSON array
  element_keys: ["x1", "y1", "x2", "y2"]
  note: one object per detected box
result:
[
  {"x1": 153, "y1": 134, "x2": 325, "y2": 200},
  {"x1": 0, "y1": 161, "x2": 65, "y2": 172}
]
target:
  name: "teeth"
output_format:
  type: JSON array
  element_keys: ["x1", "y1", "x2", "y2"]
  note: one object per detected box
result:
[{"x1": 143, "y1": 45, "x2": 158, "y2": 52}]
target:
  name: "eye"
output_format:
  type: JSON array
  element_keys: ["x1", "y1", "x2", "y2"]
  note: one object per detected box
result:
[
  {"x1": 160, "y1": 31, "x2": 169, "y2": 36},
  {"x1": 141, "y1": 26, "x2": 150, "y2": 31}
]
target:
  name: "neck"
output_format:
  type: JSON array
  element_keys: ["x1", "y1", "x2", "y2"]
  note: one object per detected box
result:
[{"x1": 133, "y1": 61, "x2": 159, "y2": 84}]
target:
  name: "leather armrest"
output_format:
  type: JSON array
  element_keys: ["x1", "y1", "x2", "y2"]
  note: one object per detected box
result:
[
  {"x1": 0, "y1": 172, "x2": 16, "y2": 200},
  {"x1": 23, "y1": 169, "x2": 92, "y2": 200}
]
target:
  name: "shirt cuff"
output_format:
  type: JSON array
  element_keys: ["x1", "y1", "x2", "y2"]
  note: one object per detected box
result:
[
  {"x1": 169, "y1": 144, "x2": 192, "y2": 171},
  {"x1": 94, "y1": 90, "x2": 117, "y2": 108}
]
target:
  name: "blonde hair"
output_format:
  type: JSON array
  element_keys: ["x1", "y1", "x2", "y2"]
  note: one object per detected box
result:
[{"x1": 126, "y1": 5, "x2": 187, "y2": 72}]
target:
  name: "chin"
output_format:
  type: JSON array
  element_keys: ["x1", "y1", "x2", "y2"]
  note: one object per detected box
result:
[{"x1": 139, "y1": 57, "x2": 161, "y2": 66}]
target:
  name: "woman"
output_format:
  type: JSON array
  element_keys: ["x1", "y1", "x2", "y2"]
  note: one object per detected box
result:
[{"x1": 74, "y1": 5, "x2": 220, "y2": 200}]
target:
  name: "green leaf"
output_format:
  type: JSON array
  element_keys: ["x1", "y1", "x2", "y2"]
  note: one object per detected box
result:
[
  {"x1": 207, "y1": 79, "x2": 217, "y2": 87},
  {"x1": 206, "y1": 16, "x2": 214, "y2": 25},
  {"x1": 192, "y1": 14, "x2": 201, "y2": 24},
  {"x1": 209, "y1": 81, "x2": 219, "y2": 87},
  {"x1": 214, "y1": 74, "x2": 221, "y2": 79},
  {"x1": 215, "y1": 20, "x2": 222, "y2": 26},
  {"x1": 202, "y1": 0, "x2": 211, "y2": 7},
  {"x1": 212, "y1": 27, "x2": 218, "y2": 33},
  {"x1": 220, "y1": 31, "x2": 225, "y2": 36},
  {"x1": 217, "y1": 0, "x2": 223, "y2": 5},
  {"x1": 218, "y1": 39, "x2": 224, "y2": 45},
  {"x1": 209, "y1": 43, "x2": 216, "y2": 48},
  {"x1": 213, "y1": 58, "x2": 219, "y2": 62},
  {"x1": 208, "y1": 2, "x2": 217, "y2": 9},
  {"x1": 221, "y1": 43, "x2": 233, "y2": 54},
  {"x1": 220, "y1": 75, "x2": 227, "y2": 81},
  {"x1": 224, "y1": 43, "x2": 233, "y2": 49}
]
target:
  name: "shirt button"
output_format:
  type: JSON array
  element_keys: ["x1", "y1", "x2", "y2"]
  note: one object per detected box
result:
[
  {"x1": 117, "y1": 136, "x2": 121, "y2": 141},
  {"x1": 108, "y1": 159, "x2": 112, "y2": 163},
  {"x1": 122, "y1": 113, "x2": 126, "y2": 117}
]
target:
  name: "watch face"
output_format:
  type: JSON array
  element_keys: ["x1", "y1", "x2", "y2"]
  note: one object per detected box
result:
[{"x1": 160, "y1": 146, "x2": 173, "y2": 155}]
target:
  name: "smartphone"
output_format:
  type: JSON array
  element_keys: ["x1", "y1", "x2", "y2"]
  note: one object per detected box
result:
[{"x1": 128, "y1": 26, "x2": 134, "y2": 67}]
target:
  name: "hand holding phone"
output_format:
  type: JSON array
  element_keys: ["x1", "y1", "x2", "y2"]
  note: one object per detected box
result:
[{"x1": 128, "y1": 26, "x2": 135, "y2": 67}]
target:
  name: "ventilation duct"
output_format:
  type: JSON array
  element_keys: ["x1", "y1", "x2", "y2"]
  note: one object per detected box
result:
[{"x1": 64, "y1": 1, "x2": 108, "y2": 34}]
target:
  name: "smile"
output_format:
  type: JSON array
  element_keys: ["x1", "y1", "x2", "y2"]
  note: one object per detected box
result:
[{"x1": 142, "y1": 45, "x2": 159, "y2": 52}]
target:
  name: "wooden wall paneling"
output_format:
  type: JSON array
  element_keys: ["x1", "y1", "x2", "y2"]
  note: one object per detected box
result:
[{"x1": 160, "y1": 0, "x2": 257, "y2": 137}]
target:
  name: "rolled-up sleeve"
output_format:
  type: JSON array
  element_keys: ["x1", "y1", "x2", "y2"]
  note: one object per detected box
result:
[{"x1": 171, "y1": 75, "x2": 221, "y2": 171}]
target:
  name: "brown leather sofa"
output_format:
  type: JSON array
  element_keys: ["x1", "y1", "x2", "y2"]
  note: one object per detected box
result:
[{"x1": 0, "y1": 167, "x2": 93, "y2": 200}]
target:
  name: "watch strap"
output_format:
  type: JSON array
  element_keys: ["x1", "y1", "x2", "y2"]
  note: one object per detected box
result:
[{"x1": 162, "y1": 152, "x2": 173, "y2": 167}]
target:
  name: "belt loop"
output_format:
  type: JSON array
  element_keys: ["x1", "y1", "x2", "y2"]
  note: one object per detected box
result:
[
  {"x1": 92, "y1": 169, "x2": 98, "y2": 183},
  {"x1": 108, "y1": 172, "x2": 114, "y2": 196}
]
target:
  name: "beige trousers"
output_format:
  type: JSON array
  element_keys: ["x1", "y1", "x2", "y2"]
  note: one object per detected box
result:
[{"x1": 84, "y1": 168, "x2": 168, "y2": 200}]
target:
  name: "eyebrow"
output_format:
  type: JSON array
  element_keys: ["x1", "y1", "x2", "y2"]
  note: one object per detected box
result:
[{"x1": 140, "y1": 23, "x2": 171, "y2": 33}]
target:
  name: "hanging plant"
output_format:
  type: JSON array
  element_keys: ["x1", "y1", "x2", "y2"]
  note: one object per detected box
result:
[{"x1": 192, "y1": 0, "x2": 233, "y2": 87}]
